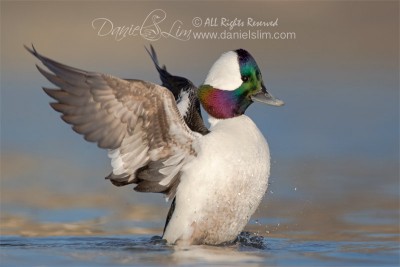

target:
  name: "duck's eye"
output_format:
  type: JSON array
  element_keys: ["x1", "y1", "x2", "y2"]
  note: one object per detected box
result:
[{"x1": 241, "y1": 76, "x2": 249, "y2": 82}]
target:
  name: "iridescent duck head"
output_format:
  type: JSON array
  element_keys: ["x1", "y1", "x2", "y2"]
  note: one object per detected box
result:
[{"x1": 198, "y1": 49, "x2": 284, "y2": 119}]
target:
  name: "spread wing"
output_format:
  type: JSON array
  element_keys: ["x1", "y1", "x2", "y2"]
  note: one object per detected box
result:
[
  {"x1": 146, "y1": 45, "x2": 209, "y2": 135},
  {"x1": 26, "y1": 45, "x2": 199, "y2": 200}
]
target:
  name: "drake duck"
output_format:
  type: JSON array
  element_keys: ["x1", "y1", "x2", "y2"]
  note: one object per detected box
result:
[{"x1": 25, "y1": 45, "x2": 283, "y2": 245}]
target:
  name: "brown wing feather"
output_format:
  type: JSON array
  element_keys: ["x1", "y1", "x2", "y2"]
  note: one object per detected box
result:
[{"x1": 26, "y1": 45, "x2": 198, "y2": 199}]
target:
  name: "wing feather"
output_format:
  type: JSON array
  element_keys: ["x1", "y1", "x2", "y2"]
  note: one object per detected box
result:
[{"x1": 26, "y1": 45, "x2": 199, "y2": 199}]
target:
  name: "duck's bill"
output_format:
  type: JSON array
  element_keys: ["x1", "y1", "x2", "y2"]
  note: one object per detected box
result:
[{"x1": 251, "y1": 91, "x2": 284, "y2": 107}]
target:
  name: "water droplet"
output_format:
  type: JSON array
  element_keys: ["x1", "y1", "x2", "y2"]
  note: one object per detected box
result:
[{"x1": 294, "y1": 187, "x2": 297, "y2": 191}]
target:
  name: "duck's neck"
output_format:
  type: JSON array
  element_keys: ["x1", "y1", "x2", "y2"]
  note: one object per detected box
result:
[{"x1": 198, "y1": 85, "x2": 251, "y2": 119}]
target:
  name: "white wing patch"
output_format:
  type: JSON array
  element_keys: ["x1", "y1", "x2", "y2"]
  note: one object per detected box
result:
[
  {"x1": 108, "y1": 149, "x2": 127, "y2": 176},
  {"x1": 177, "y1": 91, "x2": 190, "y2": 118}
]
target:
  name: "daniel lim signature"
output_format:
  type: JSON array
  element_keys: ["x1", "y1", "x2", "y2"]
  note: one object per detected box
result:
[{"x1": 92, "y1": 9, "x2": 192, "y2": 41}]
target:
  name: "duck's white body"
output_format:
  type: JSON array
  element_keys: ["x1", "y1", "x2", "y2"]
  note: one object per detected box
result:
[{"x1": 163, "y1": 115, "x2": 270, "y2": 245}]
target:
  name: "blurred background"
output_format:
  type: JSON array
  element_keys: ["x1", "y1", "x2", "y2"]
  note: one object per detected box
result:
[{"x1": 1, "y1": 0, "x2": 398, "y2": 248}]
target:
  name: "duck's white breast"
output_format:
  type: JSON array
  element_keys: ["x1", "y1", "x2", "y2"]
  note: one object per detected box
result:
[{"x1": 163, "y1": 115, "x2": 270, "y2": 245}]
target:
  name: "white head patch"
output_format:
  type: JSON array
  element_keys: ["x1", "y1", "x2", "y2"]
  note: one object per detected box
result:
[{"x1": 204, "y1": 51, "x2": 242, "y2": 91}]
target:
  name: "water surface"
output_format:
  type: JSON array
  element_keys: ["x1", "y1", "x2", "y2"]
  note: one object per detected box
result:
[{"x1": 1, "y1": 234, "x2": 398, "y2": 266}]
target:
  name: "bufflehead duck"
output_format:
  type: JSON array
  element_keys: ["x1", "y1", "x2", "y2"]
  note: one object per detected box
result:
[{"x1": 25, "y1": 45, "x2": 283, "y2": 245}]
